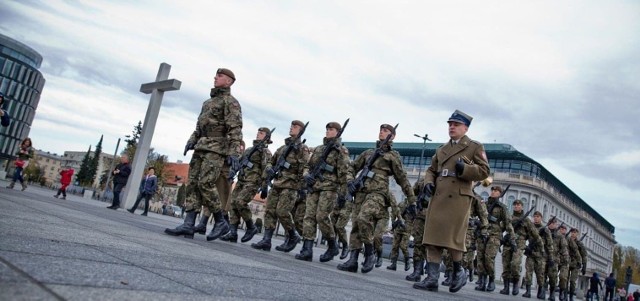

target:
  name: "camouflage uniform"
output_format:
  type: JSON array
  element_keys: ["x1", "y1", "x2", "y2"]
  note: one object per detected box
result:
[
  {"x1": 465, "y1": 195, "x2": 488, "y2": 273},
  {"x1": 547, "y1": 228, "x2": 569, "y2": 299},
  {"x1": 229, "y1": 139, "x2": 272, "y2": 226},
  {"x1": 567, "y1": 237, "x2": 583, "y2": 297},
  {"x1": 406, "y1": 179, "x2": 428, "y2": 282},
  {"x1": 523, "y1": 222, "x2": 555, "y2": 292},
  {"x1": 501, "y1": 209, "x2": 542, "y2": 294},
  {"x1": 389, "y1": 201, "x2": 412, "y2": 264},
  {"x1": 332, "y1": 200, "x2": 353, "y2": 254},
  {"x1": 475, "y1": 196, "x2": 515, "y2": 290}
]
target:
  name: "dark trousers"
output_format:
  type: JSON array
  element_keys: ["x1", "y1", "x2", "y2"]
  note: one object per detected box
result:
[
  {"x1": 12, "y1": 167, "x2": 24, "y2": 183},
  {"x1": 605, "y1": 288, "x2": 614, "y2": 301},
  {"x1": 56, "y1": 183, "x2": 70, "y2": 197},
  {"x1": 111, "y1": 183, "x2": 125, "y2": 206},
  {"x1": 131, "y1": 192, "x2": 151, "y2": 213}
]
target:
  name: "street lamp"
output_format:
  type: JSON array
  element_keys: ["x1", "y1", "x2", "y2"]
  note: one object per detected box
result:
[{"x1": 414, "y1": 133, "x2": 431, "y2": 180}]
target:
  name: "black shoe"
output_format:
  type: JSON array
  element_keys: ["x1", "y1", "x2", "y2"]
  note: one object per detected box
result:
[
  {"x1": 140, "y1": 212, "x2": 147, "y2": 216},
  {"x1": 486, "y1": 276, "x2": 496, "y2": 292},
  {"x1": 241, "y1": 219, "x2": 258, "y2": 243},
  {"x1": 406, "y1": 259, "x2": 424, "y2": 282},
  {"x1": 193, "y1": 214, "x2": 210, "y2": 235},
  {"x1": 337, "y1": 249, "x2": 360, "y2": 273},
  {"x1": 404, "y1": 256, "x2": 411, "y2": 272},
  {"x1": 251, "y1": 229, "x2": 274, "y2": 251},
  {"x1": 500, "y1": 279, "x2": 511, "y2": 295},
  {"x1": 512, "y1": 279, "x2": 520, "y2": 295},
  {"x1": 449, "y1": 261, "x2": 467, "y2": 293},
  {"x1": 54, "y1": 195, "x2": 59, "y2": 198},
  {"x1": 386, "y1": 257, "x2": 397, "y2": 270},
  {"x1": 339, "y1": 241, "x2": 349, "y2": 259},
  {"x1": 278, "y1": 229, "x2": 300, "y2": 253},
  {"x1": 475, "y1": 275, "x2": 487, "y2": 291},
  {"x1": 374, "y1": 250, "x2": 383, "y2": 268},
  {"x1": 127, "y1": 208, "x2": 135, "y2": 214},
  {"x1": 523, "y1": 284, "x2": 532, "y2": 298},
  {"x1": 319, "y1": 239, "x2": 339, "y2": 262},
  {"x1": 413, "y1": 262, "x2": 440, "y2": 292},
  {"x1": 164, "y1": 211, "x2": 197, "y2": 238},
  {"x1": 224, "y1": 224, "x2": 238, "y2": 243},
  {"x1": 295, "y1": 240, "x2": 314, "y2": 262},
  {"x1": 107, "y1": 205, "x2": 119, "y2": 210},
  {"x1": 360, "y1": 244, "x2": 375, "y2": 274},
  {"x1": 206, "y1": 211, "x2": 230, "y2": 241},
  {"x1": 537, "y1": 286, "x2": 545, "y2": 299}
]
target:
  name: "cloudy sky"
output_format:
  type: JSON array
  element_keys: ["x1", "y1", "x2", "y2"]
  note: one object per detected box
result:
[{"x1": 2, "y1": 0, "x2": 639, "y2": 248}]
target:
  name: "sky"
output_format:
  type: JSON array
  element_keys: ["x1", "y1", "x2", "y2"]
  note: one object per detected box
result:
[{"x1": 1, "y1": 0, "x2": 639, "y2": 248}]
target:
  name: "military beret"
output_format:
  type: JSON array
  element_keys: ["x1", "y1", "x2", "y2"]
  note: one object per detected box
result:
[
  {"x1": 448, "y1": 109, "x2": 473, "y2": 126},
  {"x1": 570, "y1": 228, "x2": 579, "y2": 233},
  {"x1": 512, "y1": 199, "x2": 523, "y2": 205},
  {"x1": 491, "y1": 186, "x2": 503, "y2": 193},
  {"x1": 559, "y1": 224, "x2": 567, "y2": 230},
  {"x1": 216, "y1": 68, "x2": 235, "y2": 81},
  {"x1": 533, "y1": 211, "x2": 542, "y2": 217},
  {"x1": 258, "y1": 127, "x2": 271, "y2": 135},
  {"x1": 380, "y1": 124, "x2": 396, "y2": 135},
  {"x1": 291, "y1": 120, "x2": 305, "y2": 128},
  {"x1": 326, "y1": 122, "x2": 342, "y2": 131}
]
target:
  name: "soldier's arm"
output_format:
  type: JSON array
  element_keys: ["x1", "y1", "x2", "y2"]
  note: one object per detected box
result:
[
  {"x1": 298, "y1": 144, "x2": 311, "y2": 189},
  {"x1": 351, "y1": 150, "x2": 368, "y2": 176},
  {"x1": 336, "y1": 148, "x2": 352, "y2": 195},
  {"x1": 527, "y1": 220, "x2": 543, "y2": 247},
  {"x1": 390, "y1": 194, "x2": 401, "y2": 221},
  {"x1": 457, "y1": 143, "x2": 490, "y2": 182},
  {"x1": 224, "y1": 97, "x2": 244, "y2": 157},
  {"x1": 390, "y1": 152, "x2": 416, "y2": 204},
  {"x1": 545, "y1": 229, "x2": 555, "y2": 258},
  {"x1": 503, "y1": 207, "x2": 516, "y2": 237},
  {"x1": 260, "y1": 148, "x2": 273, "y2": 183},
  {"x1": 477, "y1": 198, "x2": 489, "y2": 229},
  {"x1": 578, "y1": 241, "x2": 587, "y2": 266}
]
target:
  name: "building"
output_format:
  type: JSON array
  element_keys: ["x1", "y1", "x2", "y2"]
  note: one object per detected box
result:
[
  {"x1": 62, "y1": 150, "x2": 115, "y2": 188},
  {"x1": 344, "y1": 141, "x2": 615, "y2": 295},
  {"x1": 33, "y1": 149, "x2": 64, "y2": 186},
  {"x1": 0, "y1": 33, "x2": 45, "y2": 179}
]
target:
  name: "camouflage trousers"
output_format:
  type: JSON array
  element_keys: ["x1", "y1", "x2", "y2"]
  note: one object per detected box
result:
[
  {"x1": 349, "y1": 192, "x2": 386, "y2": 249},
  {"x1": 373, "y1": 207, "x2": 389, "y2": 253},
  {"x1": 568, "y1": 266, "x2": 580, "y2": 293},
  {"x1": 411, "y1": 217, "x2": 426, "y2": 262},
  {"x1": 443, "y1": 249, "x2": 452, "y2": 272},
  {"x1": 463, "y1": 229, "x2": 475, "y2": 270},
  {"x1": 332, "y1": 201, "x2": 353, "y2": 246},
  {"x1": 302, "y1": 190, "x2": 337, "y2": 240},
  {"x1": 501, "y1": 245, "x2": 524, "y2": 281},
  {"x1": 264, "y1": 187, "x2": 298, "y2": 232},
  {"x1": 229, "y1": 181, "x2": 260, "y2": 226},
  {"x1": 546, "y1": 263, "x2": 558, "y2": 291},
  {"x1": 390, "y1": 231, "x2": 410, "y2": 260},
  {"x1": 475, "y1": 235, "x2": 501, "y2": 277},
  {"x1": 185, "y1": 151, "x2": 226, "y2": 213},
  {"x1": 558, "y1": 264, "x2": 568, "y2": 291},
  {"x1": 524, "y1": 254, "x2": 546, "y2": 287},
  {"x1": 293, "y1": 198, "x2": 305, "y2": 236}
]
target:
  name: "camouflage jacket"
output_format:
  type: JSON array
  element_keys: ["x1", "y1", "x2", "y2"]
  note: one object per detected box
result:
[
  {"x1": 412, "y1": 178, "x2": 429, "y2": 219},
  {"x1": 511, "y1": 211, "x2": 543, "y2": 249},
  {"x1": 305, "y1": 137, "x2": 351, "y2": 193},
  {"x1": 238, "y1": 140, "x2": 272, "y2": 185},
  {"x1": 188, "y1": 87, "x2": 243, "y2": 157},
  {"x1": 486, "y1": 198, "x2": 515, "y2": 238},
  {"x1": 566, "y1": 237, "x2": 583, "y2": 269},
  {"x1": 267, "y1": 137, "x2": 309, "y2": 190},
  {"x1": 551, "y1": 229, "x2": 570, "y2": 266},
  {"x1": 352, "y1": 141, "x2": 416, "y2": 204},
  {"x1": 533, "y1": 222, "x2": 555, "y2": 260},
  {"x1": 576, "y1": 239, "x2": 587, "y2": 269},
  {"x1": 470, "y1": 195, "x2": 489, "y2": 231}
]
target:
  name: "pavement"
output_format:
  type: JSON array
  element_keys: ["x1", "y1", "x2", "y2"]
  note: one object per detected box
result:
[{"x1": 1, "y1": 181, "x2": 525, "y2": 300}]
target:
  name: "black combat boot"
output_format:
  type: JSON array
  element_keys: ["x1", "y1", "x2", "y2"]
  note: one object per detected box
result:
[
  {"x1": 319, "y1": 239, "x2": 338, "y2": 262},
  {"x1": 164, "y1": 210, "x2": 197, "y2": 238},
  {"x1": 241, "y1": 219, "x2": 258, "y2": 243},
  {"x1": 386, "y1": 257, "x2": 398, "y2": 271},
  {"x1": 337, "y1": 249, "x2": 360, "y2": 273},
  {"x1": 278, "y1": 229, "x2": 300, "y2": 253},
  {"x1": 339, "y1": 240, "x2": 349, "y2": 259},
  {"x1": 486, "y1": 276, "x2": 496, "y2": 292},
  {"x1": 275, "y1": 234, "x2": 289, "y2": 251},
  {"x1": 193, "y1": 214, "x2": 210, "y2": 235},
  {"x1": 548, "y1": 287, "x2": 555, "y2": 301},
  {"x1": 406, "y1": 259, "x2": 424, "y2": 282},
  {"x1": 523, "y1": 284, "x2": 532, "y2": 298},
  {"x1": 537, "y1": 286, "x2": 545, "y2": 299},
  {"x1": 404, "y1": 256, "x2": 411, "y2": 272},
  {"x1": 251, "y1": 228, "x2": 274, "y2": 251},
  {"x1": 360, "y1": 243, "x2": 376, "y2": 273},
  {"x1": 449, "y1": 261, "x2": 467, "y2": 293},
  {"x1": 374, "y1": 249, "x2": 383, "y2": 268},
  {"x1": 206, "y1": 210, "x2": 230, "y2": 241},
  {"x1": 295, "y1": 239, "x2": 314, "y2": 262},
  {"x1": 225, "y1": 224, "x2": 238, "y2": 243},
  {"x1": 413, "y1": 262, "x2": 440, "y2": 292},
  {"x1": 513, "y1": 279, "x2": 520, "y2": 295},
  {"x1": 442, "y1": 270, "x2": 452, "y2": 286},
  {"x1": 475, "y1": 274, "x2": 487, "y2": 291},
  {"x1": 568, "y1": 291, "x2": 574, "y2": 301},
  {"x1": 500, "y1": 278, "x2": 511, "y2": 294}
]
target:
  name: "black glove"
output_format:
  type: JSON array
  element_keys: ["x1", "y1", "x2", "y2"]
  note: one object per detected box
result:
[
  {"x1": 298, "y1": 189, "x2": 307, "y2": 201},
  {"x1": 547, "y1": 259, "x2": 555, "y2": 268},
  {"x1": 304, "y1": 174, "x2": 316, "y2": 187},
  {"x1": 336, "y1": 194, "x2": 346, "y2": 209},
  {"x1": 347, "y1": 180, "x2": 357, "y2": 196},
  {"x1": 259, "y1": 186, "x2": 268, "y2": 199},
  {"x1": 425, "y1": 183, "x2": 435, "y2": 197},
  {"x1": 455, "y1": 158, "x2": 465, "y2": 176},
  {"x1": 416, "y1": 199, "x2": 423, "y2": 211},
  {"x1": 405, "y1": 203, "x2": 417, "y2": 218},
  {"x1": 266, "y1": 167, "x2": 277, "y2": 180},
  {"x1": 481, "y1": 233, "x2": 489, "y2": 245},
  {"x1": 227, "y1": 155, "x2": 240, "y2": 180},
  {"x1": 183, "y1": 142, "x2": 195, "y2": 156}
]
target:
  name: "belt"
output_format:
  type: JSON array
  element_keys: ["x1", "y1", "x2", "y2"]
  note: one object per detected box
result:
[{"x1": 438, "y1": 169, "x2": 457, "y2": 177}]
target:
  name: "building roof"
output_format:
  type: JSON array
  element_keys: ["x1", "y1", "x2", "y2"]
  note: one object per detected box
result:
[
  {"x1": 343, "y1": 141, "x2": 615, "y2": 233},
  {"x1": 164, "y1": 162, "x2": 189, "y2": 185}
]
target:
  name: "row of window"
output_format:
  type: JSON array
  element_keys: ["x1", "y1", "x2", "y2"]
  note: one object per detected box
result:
[
  {"x1": 0, "y1": 56, "x2": 44, "y2": 90},
  {"x1": 0, "y1": 46, "x2": 40, "y2": 69}
]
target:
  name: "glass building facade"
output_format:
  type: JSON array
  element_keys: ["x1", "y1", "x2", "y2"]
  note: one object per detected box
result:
[{"x1": 0, "y1": 33, "x2": 45, "y2": 162}]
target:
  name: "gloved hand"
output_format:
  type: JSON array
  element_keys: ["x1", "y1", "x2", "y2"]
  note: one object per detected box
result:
[
  {"x1": 259, "y1": 186, "x2": 268, "y2": 199},
  {"x1": 183, "y1": 142, "x2": 195, "y2": 156},
  {"x1": 455, "y1": 158, "x2": 465, "y2": 176},
  {"x1": 547, "y1": 259, "x2": 555, "y2": 268},
  {"x1": 425, "y1": 183, "x2": 435, "y2": 197},
  {"x1": 405, "y1": 203, "x2": 417, "y2": 218},
  {"x1": 510, "y1": 239, "x2": 517, "y2": 251},
  {"x1": 336, "y1": 194, "x2": 346, "y2": 209},
  {"x1": 227, "y1": 155, "x2": 240, "y2": 171},
  {"x1": 481, "y1": 232, "x2": 489, "y2": 244},
  {"x1": 524, "y1": 245, "x2": 532, "y2": 256},
  {"x1": 347, "y1": 180, "x2": 357, "y2": 196},
  {"x1": 266, "y1": 167, "x2": 277, "y2": 180},
  {"x1": 297, "y1": 189, "x2": 307, "y2": 201},
  {"x1": 304, "y1": 174, "x2": 316, "y2": 187}
]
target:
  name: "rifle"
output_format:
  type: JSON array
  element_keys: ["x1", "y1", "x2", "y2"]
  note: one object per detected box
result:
[
  {"x1": 579, "y1": 231, "x2": 588, "y2": 242},
  {"x1": 261, "y1": 122, "x2": 309, "y2": 196},
  {"x1": 303, "y1": 118, "x2": 349, "y2": 194},
  {"x1": 229, "y1": 127, "x2": 275, "y2": 181},
  {"x1": 346, "y1": 123, "x2": 398, "y2": 201},
  {"x1": 512, "y1": 207, "x2": 535, "y2": 229}
]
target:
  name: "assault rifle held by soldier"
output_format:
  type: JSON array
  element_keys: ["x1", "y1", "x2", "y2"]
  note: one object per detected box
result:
[
  {"x1": 260, "y1": 122, "x2": 309, "y2": 198},
  {"x1": 228, "y1": 127, "x2": 275, "y2": 182},
  {"x1": 302, "y1": 118, "x2": 349, "y2": 195}
]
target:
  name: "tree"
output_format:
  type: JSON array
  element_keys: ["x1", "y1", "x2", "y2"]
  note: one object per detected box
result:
[
  {"x1": 123, "y1": 121, "x2": 142, "y2": 160},
  {"x1": 76, "y1": 145, "x2": 93, "y2": 187},
  {"x1": 614, "y1": 245, "x2": 640, "y2": 289},
  {"x1": 87, "y1": 135, "x2": 103, "y2": 187}
]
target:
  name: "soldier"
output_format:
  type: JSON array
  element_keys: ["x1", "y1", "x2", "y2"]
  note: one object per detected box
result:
[
  {"x1": 557, "y1": 225, "x2": 571, "y2": 300},
  {"x1": 251, "y1": 120, "x2": 309, "y2": 252},
  {"x1": 337, "y1": 124, "x2": 417, "y2": 274},
  {"x1": 295, "y1": 121, "x2": 351, "y2": 262},
  {"x1": 387, "y1": 200, "x2": 413, "y2": 271},
  {"x1": 406, "y1": 178, "x2": 429, "y2": 282},
  {"x1": 164, "y1": 68, "x2": 242, "y2": 240},
  {"x1": 566, "y1": 228, "x2": 584, "y2": 301},
  {"x1": 501, "y1": 200, "x2": 543, "y2": 296},
  {"x1": 475, "y1": 185, "x2": 516, "y2": 293},
  {"x1": 415, "y1": 110, "x2": 491, "y2": 294},
  {"x1": 465, "y1": 187, "x2": 489, "y2": 284},
  {"x1": 523, "y1": 212, "x2": 555, "y2": 299},
  {"x1": 222, "y1": 128, "x2": 272, "y2": 243},
  {"x1": 547, "y1": 219, "x2": 570, "y2": 301},
  {"x1": 375, "y1": 193, "x2": 401, "y2": 268},
  {"x1": 332, "y1": 199, "x2": 353, "y2": 260}
]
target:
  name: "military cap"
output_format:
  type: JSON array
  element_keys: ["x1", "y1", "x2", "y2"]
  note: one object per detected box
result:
[
  {"x1": 491, "y1": 186, "x2": 503, "y2": 193},
  {"x1": 380, "y1": 124, "x2": 396, "y2": 135},
  {"x1": 326, "y1": 122, "x2": 342, "y2": 131},
  {"x1": 447, "y1": 109, "x2": 473, "y2": 126},
  {"x1": 533, "y1": 211, "x2": 542, "y2": 217},
  {"x1": 216, "y1": 68, "x2": 236, "y2": 81},
  {"x1": 559, "y1": 224, "x2": 567, "y2": 230},
  {"x1": 258, "y1": 127, "x2": 271, "y2": 135},
  {"x1": 570, "y1": 228, "x2": 579, "y2": 233},
  {"x1": 512, "y1": 199, "x2": 523, "y2": 205},
  {"x1": 291, "y1": 120, "x2": 305, "y2": 128}
]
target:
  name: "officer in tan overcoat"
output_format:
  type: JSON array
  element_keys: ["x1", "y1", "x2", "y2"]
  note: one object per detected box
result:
[{"x1": 414, "y1": 110, "x2": 490, "y2": 294}]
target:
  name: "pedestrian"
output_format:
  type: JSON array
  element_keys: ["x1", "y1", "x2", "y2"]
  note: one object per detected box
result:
[
  {"x1": 7, "y1": 137, "x2": 34, "y2": 191},
  {"x1": 54, "y1": 166, "x2": 75, "y2": 199},
  {"x1": 165, "y1": 68, "x2": 242, "y2": 241},
  {"x1": 619, "y1": 287, "x2": 627, "y2": 301},
  {"x1": 605, "y1": 273, "x2": 617, "y2": 301},
  {"x1": 251, "y1": 120, "x2": 309, "y2": 252},
  {"x1": 337, "y1": 123, "x2": 417, "y2": 274},
  {"x1": 223, "y1": 127, "x2": 272, "y2": 243},
  {"x1": 632, "y1": 289, "x2": 639, "y2": 301},
  {"x1": 107, "y1": 154, "x2": 131, "y2": 210},
  {"x1": 414, "y1": 110, "x2": 490, "y2": 294},
  {"x1": 0, "y1": 92, "x2": 10, "y2": 127},
  {"x1": 295, "y1": 121, "x2": 351, "y2": 262},
  {"x1": 127, "y1": 167, "x2": 158, "y2": 216},
  {"x1": 588, "y1": 273, "x2": 604, "y2": 301}
]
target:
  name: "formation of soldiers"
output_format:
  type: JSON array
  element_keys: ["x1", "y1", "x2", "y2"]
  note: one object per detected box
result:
[{"x1": 161, "y1": 68, "x2": 589, "y2": 298}]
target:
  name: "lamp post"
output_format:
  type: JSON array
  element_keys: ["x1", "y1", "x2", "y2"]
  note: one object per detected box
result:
[{"x1": 414, "y1": 133, "x2": 431, "y2": 181}]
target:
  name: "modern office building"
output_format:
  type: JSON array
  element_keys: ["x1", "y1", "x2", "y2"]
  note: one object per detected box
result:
[
  {"x1": 344, "y1": 141, "x2": 615, "y2": 295},
  {"x1": 0, "y1": 33, "x2": 45, "y2": 178}
]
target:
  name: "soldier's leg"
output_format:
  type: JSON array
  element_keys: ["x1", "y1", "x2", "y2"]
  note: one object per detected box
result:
[
  {"x1": 302, "y1": 192, "x2": 320, "y2": 241},
  {"x1": 316, "y1": 190, "x2": 339, "y2": 262},
  {"x1": 335, "y1": 203, "x2": 353, "y2": 259},
  {"x1": 485, "y1": 236, "x2": 501, "y2": 292},
  {"x1": 475, "y1": 239, "x2": 489, "y2": 291},
  {"x1": 337, "y1": 193, "x2": 364, "y2": 272},
  {"x1": 511, "y1": 249, "x2": 524, "y2": 295},
  {"x1": 559, "y1": 265, "x2": 569, "y2": 294},
  {"x1": 501, "y1": 247, "x2": 513, "y2": 292},
  {"x1": 406, "y1": 217, "x2": 426, "y2": 282},
  {"x1": 294, "y1": 199, "x2": 306, "y2": 236},
  {"x1": 568, "y1": 267, "x2": 579, "y2": 294},
  {"x1": 199, "y1": 152, "x2": 230, "y2": 241},
  {"x1": 216, "y1": 162, "x2": 231, "y2": 219},
  {"x1": 251, "y1": 188, "x2": 282, "y2": 251},
  {"x1": 356, "y1": 194, "x2": 385, "y2": 273},
  {"x1": 413, "y1": 245, "x2": 443, "y2": 291},
  {"x1": 547, "y1": 264, "x2": 559, "y2": 298},
  {"x1": 275, "y1": 188, "x2": 300, "y2": 252},
  {"x1": 165, "y1": 153, "x2": 204, "y2": 237},
  {"x1": 390, "y1": 232, "x2": 401, "y2": 260},
  {"x1": 534, "y1": 257, "x2": 546, "y2": 295}
]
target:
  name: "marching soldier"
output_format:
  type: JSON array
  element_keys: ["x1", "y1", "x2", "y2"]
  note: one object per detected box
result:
[
  {"x1": 406, "y1": 178, "x2": 429, "y2": 282},
  {"x1": 165, "y1": 68, "x2": 242, "y2": 241},
  {"x1": 558, "y1": 225, "x2": 572, "y2": 300},
  {"x1": 415, "y1": 110, "x2": 491, "y2": 294},
  {"x1": 387, "y1": 200, "x2": 412, "y2": 271},
  {"x1": 332, "y1": 200, "x2": 353, "y2": 260},
  {"x1": 546, "y1": 220, "x2": 570, "y2": 301},
  {"x1": 465, "y1": 187, "x2": 489, "y2": 283},
  {"x1": 501, "y1": 200, "x2": 543, "y2": 296},
  {"x1": 523, "y1": 212, "x2": 555, "y2": 299},
  {"x1": 566, "y1": 228, "x2": 583, "y2": 301},
  {"x1": 475, "y1": 185, "x2": 516, "y2": 293}
]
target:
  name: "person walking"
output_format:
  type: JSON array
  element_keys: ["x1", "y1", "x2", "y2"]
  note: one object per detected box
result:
[
  {"x1": 588, "y1": 272, "x2": 604, "y2": 301},
  {"x1": 165, "y1": 68, "x2": 242, "y2": 241},
  {"x1": 605, "y1": 273, "x2": 617, "y2": 301},
  {"x1": 107, "y1": 154, "x2": 131, "y2": 209},
  {"x1": 54, "y1": 166, "x2": 75, "y2": 199},
  {"x1": 7, "y1": 137, "x2": 34, "y2": 191},
  {"x1": 128, "y1": 167, "x2": 158, "y2": 216}
]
